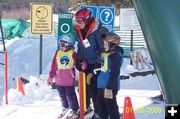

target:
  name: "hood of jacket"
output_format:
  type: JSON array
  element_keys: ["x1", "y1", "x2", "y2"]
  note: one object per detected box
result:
[{"x1": 110, "y1": 45, "x2": 124, "y2": 55}]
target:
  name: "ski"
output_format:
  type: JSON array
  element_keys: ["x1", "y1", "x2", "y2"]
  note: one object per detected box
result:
[
  {"x1": 84, "y1": 108, "x2": 94, "y2": 116},
  {"x1": 148, "y1": 94, "x2": 164, "y2": 104},
  {"x1": 120, "y1": 75, "x2": 130, "y2": 80},
  {"x1": 56, "y1": 114, "x2": 66, "y2": 119},
  {"x1": 84, "y1": 109, "x2": 94, "y2": 119},
  {"x1": 129, "y1": 70, "x2": 155, "y2": 77}
]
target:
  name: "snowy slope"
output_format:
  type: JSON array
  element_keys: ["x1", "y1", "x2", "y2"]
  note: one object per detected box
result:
[
  {"x1": 0, "y1": 36, "x2": 165, "y2": 119},
  {"x1": 0, "y1": 37, "x2": 56, "y2": 105}
]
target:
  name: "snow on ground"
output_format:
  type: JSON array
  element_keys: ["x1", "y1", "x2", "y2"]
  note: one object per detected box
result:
[
  {"x1": 0, "y1": 36, "x2": 56, "y2": 105},
  {"x1": 0, "y1": 36, "x2": 165, "y2": 119}
]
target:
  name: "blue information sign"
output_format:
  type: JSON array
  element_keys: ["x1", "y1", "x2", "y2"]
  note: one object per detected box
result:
[
  {"x1": 99, "y1": 6, "x2": 115, "y2": 32},
  {"x1": 80, "y1": 5, "x2": 98, "y2": 19}
]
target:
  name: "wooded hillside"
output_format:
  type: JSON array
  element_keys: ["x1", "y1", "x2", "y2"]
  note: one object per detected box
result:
[{"x1": 0, "y1": 0, "x2": 133, "y2": 19}]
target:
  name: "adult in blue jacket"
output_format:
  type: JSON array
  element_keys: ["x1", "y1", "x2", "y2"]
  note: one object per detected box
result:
[
  {"x1": 97, "y1": 32, "x2": 124, "y2": 119},
  {"x1": 74, "y1": 8, "x2": 108, "y2": 119}
]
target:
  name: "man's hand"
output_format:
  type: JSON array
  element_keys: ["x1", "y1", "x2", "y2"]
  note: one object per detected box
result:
[{"x1": 104, "y1": 88, "x2": 113, "y2": 99}]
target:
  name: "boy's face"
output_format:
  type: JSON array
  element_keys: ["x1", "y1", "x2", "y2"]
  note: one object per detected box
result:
[{"x1": 103, "y1": 41, "x2": 109, "y2": 52}]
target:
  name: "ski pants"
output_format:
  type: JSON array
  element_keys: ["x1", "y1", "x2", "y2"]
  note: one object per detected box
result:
[
  {"x1": 97, "y1": 89, "x2": 120, "y2": 119},
  {"x1": 84, "y1": 63, "x2": 100, "y2": 114},
  {"x1": 86, "y1": 75, "x2": 99, "y2": 113},
  {"x1": 57, "y1": 86, "x2": 79, "y2": 112}
]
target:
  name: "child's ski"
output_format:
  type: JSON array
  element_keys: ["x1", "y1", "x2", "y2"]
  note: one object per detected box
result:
[{"x1": 56, "y1": 109, "x2": 69, "y2": 119}]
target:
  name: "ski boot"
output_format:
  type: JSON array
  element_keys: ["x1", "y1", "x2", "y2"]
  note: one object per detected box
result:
[
  {"x1": 89, "y1": 113, "x2": 102, "y2": 119},
  {"x1": 84, "y1": 106, "x2": 93, "y2": 115},
  {"x1": 72, "y1": 110, "x2": 80, "y2": 119},
  {"x1": 66, "y1": 109, "x2": 76, "y2": 119},
  {"x1": 57, "y1": 108, "x2": 69, "y2": 119}
]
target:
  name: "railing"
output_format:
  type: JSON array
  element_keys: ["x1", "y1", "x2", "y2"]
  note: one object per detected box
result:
[{"x1": 115, "y1": 30, "x2": 146, "y2": 58}]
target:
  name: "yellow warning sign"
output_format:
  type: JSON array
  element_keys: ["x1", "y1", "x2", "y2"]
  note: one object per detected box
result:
[{"x1": 31, "y1": 4, "x2": 53, "y2": 34}]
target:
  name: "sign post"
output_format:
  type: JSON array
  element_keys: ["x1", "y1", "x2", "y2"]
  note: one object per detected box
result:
[
  {"x1": 58, "y1": 13, "x2": 73, "y2": 35},
  {"x1": 31, "y1": 3, "x2": 52, "y2": 75},
  {"x1": 39, "y1": 34, "x2": 43, "y2": 75},
  {"x1": 99, "y1": 6, "x2": 115, "y2": 32},
  {"x1": 80, "y1": 5, "x2": 115, "y2": 32},
  {"x1": 58, "y1": 13, "x2": 73, "y2": 49},
  {"x1": 120, "y1": 8, "x2": 141, "y2": 64},
  {"x1": 31, "y1": 4, "x2": 53, "y2": 34},
  {"x1": 120, "y1": 8, "x2": 141, "y2": 31}
]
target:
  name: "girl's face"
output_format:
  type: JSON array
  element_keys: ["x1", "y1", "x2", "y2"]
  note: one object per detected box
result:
[
  {"x1": 61, "y1": 46, "x2": 67, "y2": 51},
  {"x1": 60, "y1": 42, "x2": 67, "y2": 51},
  {"x1": 103, "y1": 41, "x2": 109, "y2": 52}
]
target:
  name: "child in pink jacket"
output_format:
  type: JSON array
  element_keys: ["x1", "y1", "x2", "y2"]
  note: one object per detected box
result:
[{"x1": 47, "y1": 34, "x2": 79, "y2": 119}]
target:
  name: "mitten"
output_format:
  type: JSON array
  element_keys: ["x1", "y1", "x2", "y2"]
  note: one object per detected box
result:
[
  {"x1": 47, "y1": 77, "x2": 53, "y2": 86},
  {"x1": 86, "y1": 73, "x2": 93, "y2": 85},
  {"x1": 104, "y1": 88, "x2": 113, "y2": 99}
]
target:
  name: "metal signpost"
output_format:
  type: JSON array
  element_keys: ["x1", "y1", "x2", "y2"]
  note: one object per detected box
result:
[
  {"x1": 31, "y1": 3, "x2": 53, "y2": 75},
  {"x1": 80, "y1": 5, "x2": 115, "y2": 32},
  {"x1": 58, "y1": 13, "x2": 73, "y2": 49},
  {"x1": 120, "y1": 8, "x2": 141, "y2": 64},
  {"x1": 99, "y1": 6, "x2": 115, "y2": 32}
]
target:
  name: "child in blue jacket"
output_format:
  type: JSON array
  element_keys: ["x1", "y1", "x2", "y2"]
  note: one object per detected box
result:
[{"x1": 97, "y1": 32, "x2": 124, "y2": 119}]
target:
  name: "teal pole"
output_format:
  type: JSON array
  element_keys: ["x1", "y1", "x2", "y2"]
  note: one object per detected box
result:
[{"x1": 133, "y1": 0, "x2": 180, "y2": 103}]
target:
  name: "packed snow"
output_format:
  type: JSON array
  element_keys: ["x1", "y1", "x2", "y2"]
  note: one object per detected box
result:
[
  {"x1": 0, "y1": 36, "x2": 165, "y2": 119},
  {"x1": 0, "y1": 16, "x2": 165, "y2": 118}
]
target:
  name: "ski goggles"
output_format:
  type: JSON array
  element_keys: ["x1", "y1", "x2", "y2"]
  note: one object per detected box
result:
[
  {"x1": 60, "y1": 41, "x2": 73, "y2": 48},
  {"x1": 75, "y1": 18, "x2": 85, "y2": 25},
  {"x1": 60, "y1": 41, "x2": 68, "y2": 47}
]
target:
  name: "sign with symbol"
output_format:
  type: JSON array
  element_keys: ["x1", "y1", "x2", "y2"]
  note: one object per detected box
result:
[
  {"x1": 99, "y1": 6, "x2": 115, "y2": 32},
  {"x1": 58, "y1": 13, "x2": 74, "y2": 49},
  {"x1": 58, "y1": 13, "x2": 73, "y2": 35},
  {"x1": 31, "y1": 3, "x2": 53, "y2": 34},
  {"x1": 120, "y1": 8, "x2": 141, "y2": 31},
  {"x1": 80, "y1": 5, "x2": 98, "y2": 19},
  {"x1": 36, "y1": 6, "x2": 48, "y2": 19}
]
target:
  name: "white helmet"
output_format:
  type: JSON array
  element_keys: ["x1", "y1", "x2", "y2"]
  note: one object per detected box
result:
[{"x1": 59, "y1": 34, "x2": 75, "y2": 47}]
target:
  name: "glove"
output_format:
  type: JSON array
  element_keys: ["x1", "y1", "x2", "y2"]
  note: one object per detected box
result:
[
  {"x1": 47, "y1": 77, "x2": 53, "y2": 86},
  {"x1": 86, "y1": 73, "x2": 93, "y2": 85},
  {"x1": 80, "y1": 61, "x2": 87, "y2": 70},
  {"x1": 104, "y1": 88, "x2": 113, "y2": 99}
]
